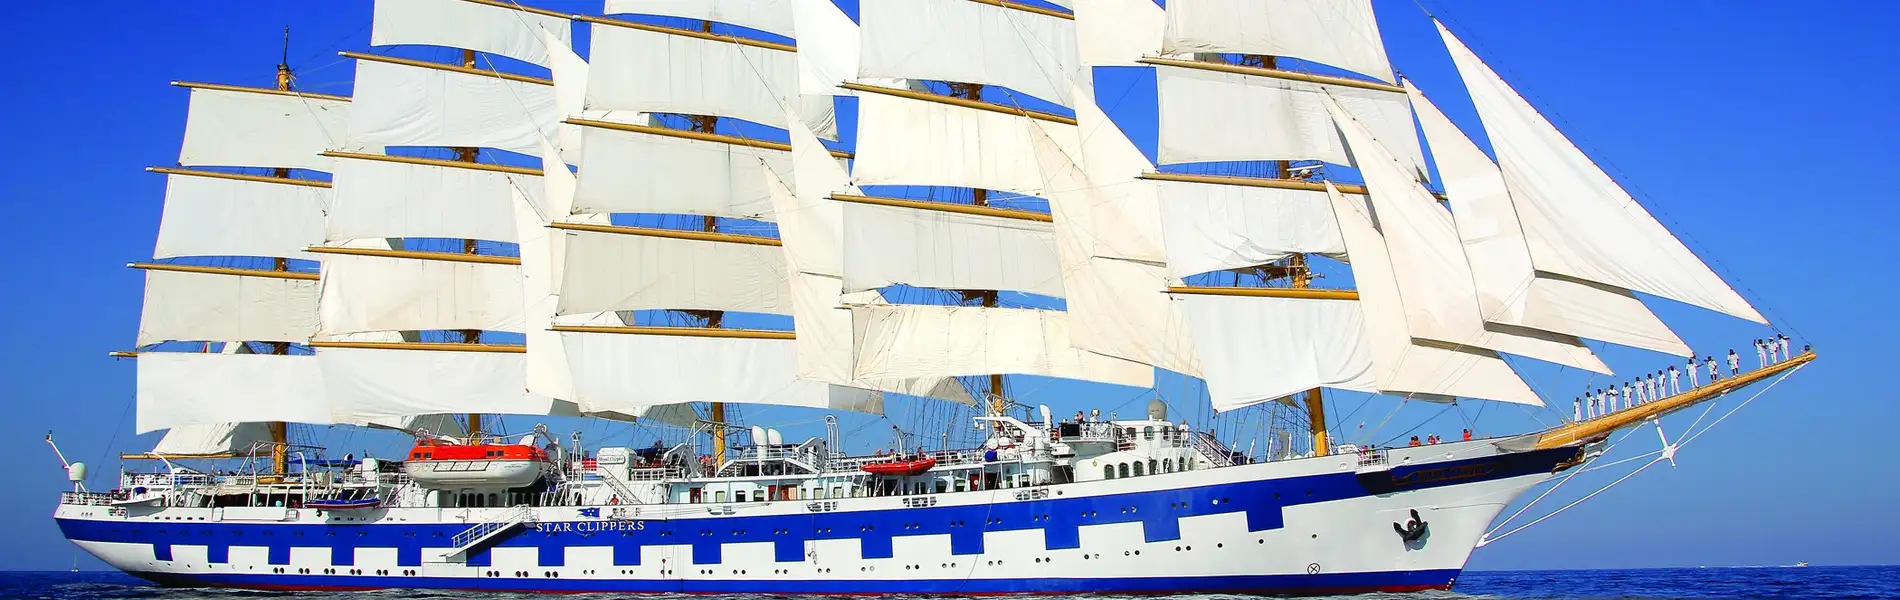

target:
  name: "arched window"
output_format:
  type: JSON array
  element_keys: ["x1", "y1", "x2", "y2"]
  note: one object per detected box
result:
[
  {"x1": 1148, "y1": 459, "x2": 1158, "y2": 475},
  {"x1": 1104, "y1": 465, "x2": 1116, "y2": 480},
  {"x1": 1132, "y1": 461, "x2": 1145, "y2": 476},
  {"x1": 1144, "y1": 426, "x2": 1155, "y2": 440},
  {"x1": 1118, "y1": 463, "x2": 1130, "y2": 478},
  {"x1": 714, "y1": 490, "x2": 728, "y2": 503},
  {"x1": 487, "y1": 493, "x2": 498, "y2": 507},
  {"x1": 1163, "y1": 458, "x2": 1174, "y2": 473}
]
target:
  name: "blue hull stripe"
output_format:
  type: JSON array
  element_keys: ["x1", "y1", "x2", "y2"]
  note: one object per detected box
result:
[
  {"x1": 61, "y1": 446, "x2": 1573, "y2": 590},
  {"x1": 127, "y1": 569, "x2": 1463, "y2": 595}
]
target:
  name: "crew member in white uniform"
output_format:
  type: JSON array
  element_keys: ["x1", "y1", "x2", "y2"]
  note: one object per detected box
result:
[
  {"x1": 1574, "y1": 397, "x2": 1583, "y2": 422},
  {"x1": 1669, "y1": 365, "x2": 1682, "y2": 395},
  {"x1": 1707, "y1": 356, "x2": 1720, "y2": 382},
  {"x1": 1649, "y1": 373, "x2": 1661, "y2": 402},
  {"x1": 1728, "y1": 349, "x2": 1741, "y2": 375},
  {"x1": 1688, "y1": 358, "x2": 1701, "y2": 388},
  {"x1": 1781, "y1": 334, "x2": 1794, "y2": 361},
  {"x1": 1755, "y1": 339, "x2": 1768, "y2": 367}
]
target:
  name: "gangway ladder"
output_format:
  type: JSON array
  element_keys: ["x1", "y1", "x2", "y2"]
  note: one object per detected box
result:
[
  {"x1": 1190, "y1": 431, "x2": 1237, "y2": 468},
  {"x1": 595, "y1": 464, "x2": 645, "y2": 505},
  {"x1": 442, "y1": 504, "x2": 535, "y2": 561}
]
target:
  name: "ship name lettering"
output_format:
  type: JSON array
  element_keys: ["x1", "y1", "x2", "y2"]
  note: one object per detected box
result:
[{"x1": 536, "y1": 520, "x2": 647, "y2": 533}]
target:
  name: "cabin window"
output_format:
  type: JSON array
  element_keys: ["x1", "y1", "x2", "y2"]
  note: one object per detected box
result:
[
  {"x1": 1148, "y1": 459, "x2": 1158, "y2": 475},
  {"x1": 714, "y1": 491, "x2": 727, "y2": 503},
  {"x1": 735, "y1": 490, "x2": 747, "y2": 503},
  {"x1": 1104, "y1": 465, "x2": 1116, "y2": 480},
  {"x1": 1144, "y1": 426, "x2": 1155, "y2": 440},
  {"x1": 788, "y1": 488, "x2": 800, "y2": 500},
  {"x1": 1162, "y1": 428, "x2": 1172, "y2": 442},
  {"x1": 1123, "y1": 427, "x2": 1136, "y2": 439},
  {"x1": 955, "y1": 478, "x2": 967, "y2": 492},
  {"x1": 1133, "y1": 462, "x2": 1145, "y2": 477},
  {"x1": 935, "y1": 481, "x2": 948, "y2": 494},
  {"x1": 812, "y1": 487, "x2": 825, "y2": 500},
  {"x1": 833, "y1": 486, "x2": 845, "y2": 499},
  {"x1": 1183, "y1": 459, "x2": 1193, "y2": 471},
  {"x1": 1118, "y1": 463, "x2": 1129, "y2": 478},
  {"x1": 1163, "y1": 458, "x2": 1174, "y2": 473},
  {"x1": 488, "y1": 493, "x2": 498, "y2": 507}
]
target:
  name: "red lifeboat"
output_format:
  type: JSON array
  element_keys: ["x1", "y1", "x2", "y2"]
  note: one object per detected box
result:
[
  {"x1": 861, "y1": 456, "x2": 937, "y2": 476},
  {"x1": 402, "y1": 439, "x2": 549, "y2": 489}
]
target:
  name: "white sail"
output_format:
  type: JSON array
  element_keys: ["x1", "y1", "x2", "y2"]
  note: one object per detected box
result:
[
  {"x1": 561, "y1": 332, "x2": 882, "y2": 415},
  {"x1": 346, "y1": 59, "x2": 558, "y2": 156},
  {"x1": 1406, "y1": 81, "x2": 1691, "y2": 357},
  {"x1": 841, "y1": 202, "x2": 1065, "y2": 298},
  {"x1": 850, "y1": 305, "x2": 1155, "y2": 389},
  {"x1": 1026, "y1": 105, "x2": 1200, "y2": 376},
  {"x1": 542, "y1": 27, "x2": 604, "y2": 164},
  {"x1": 1155, "y1": 181, "x2": 1346, "y2": 279},
  {"x1": 1176, "y1": 294, "x2": 1378, "y2": 411},
  {"x1": 316, "y1": 252, "x2": 525, "y2": 336},
  {"x1": 1326, "y1": 182, "x2": 1541, "y2": 405},
  {"x1": 152, "y1": 175, "x2": 327, "y2": 261},
  {"x1": 850, "y1": 91, "x2": 1080, "y2": 195},
  {"x1": 136, "y1": 352, "x2": 332, "y2": 433},
  {"x1": 320, "y1": 347, "x2": 562, "y2": 423},
  {"x1": 1323, "y1": 94, "x2": 1608, "y2": 374},
  {"x1": 1154, "y1": 65, "x2": 1424, "y2": 179},
  {"x1": 778, "y1": 115, "x2": 854, "y2": 276},
  {"x1": 1076, "y1": 0, "x2": 1166, "y2": 69},
  {"x1": 585, "y1": 23, "x2": 835, "y2": 137},
  {"x1": 604, "y1": 0, "x2": 795, "y2": 38},
  {"x1": 1437, "y1": 22, "x2": 1764, "y2": 324},
  {"x1": 327, "y1": 157, "x2": 536, "y2": 244},
  {"x1": 516, "y1": 146, "x2": 577, "y2": 401},
  {"x1": 571, "y1": 123, "x2": 794, "y2": 219},
  {"x1": 1067, "y1": 83, "x2": 1168, "y2": 264},
  {"x1": 1162, "y1": 0, "x2": 1395, "y2": 84},
  {"x1": 150, "y1": 422, "x2": 275, "y2": 456},
  {"x1": 369, "y1": 0, "x2": 572, "y2": 67},
  {"x1": 177, "y1": 88, "x2": 349, "y2": 172},
  {"x1": 858, "y1": 0, "x2": 1079, "y2": 106},
  {"x1": 137, "y1": 270, "x2": 320, "y2": 346},
  {"x1": 556, "y1": 230, "x2": 791, "y2": 316},
  {"x1": 790, "y1": 0, "x2": 860, "y2": 96}
]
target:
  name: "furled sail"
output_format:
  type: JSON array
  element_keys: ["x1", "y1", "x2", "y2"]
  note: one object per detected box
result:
[
  {"x1": 1436, "y1": 22, "x2": 1764, "y2": 324},
  {"x1": 1325, "y1": 182, "x2": 1542, "y2": 406},
  {"x1": 1161, "y1": 0, "x2": 1395, "y2": 84},
  {"x1": 176, "y1": 86, "x2": 349, "y2": 172},
  {"x1": 1405, "y1": 81, "x2": 1691, "y2": 356},
  {"x1": 858, "y1": 0, "x2": 1079, "y2": 106},
  {"x1": 1322, "y1": 94, "x2": 1608, "y2": 374},
  {"x1": 604, "y1": 0, "x2": 795, "y2": 38},
  {"x1": 152, "y1": 173, "x2": 327, "y2": 261},
  {"x1": 1153, "y1": 65, "x2": 1424, "y2": 177},
  {"x1": 369, "y1": 0, "x2": 572, "y2": 67}
]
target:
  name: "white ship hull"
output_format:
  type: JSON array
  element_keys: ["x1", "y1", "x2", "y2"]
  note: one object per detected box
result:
[{"x1": 56, "y1": 441, "x2": 1576, "y2": 595}]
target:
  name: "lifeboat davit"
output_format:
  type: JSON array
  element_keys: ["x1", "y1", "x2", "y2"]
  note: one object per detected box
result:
[
  {"x1": 402, "y1": 439, "x2": 548, "y2": 489},
  {"x1": 861, "y1": 456, "x2": 937, "y2": 476}
]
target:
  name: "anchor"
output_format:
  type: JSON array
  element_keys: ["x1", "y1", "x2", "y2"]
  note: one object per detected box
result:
[{"x1": 1392, "y1": 508, "x2": 1428, "y2": 542}]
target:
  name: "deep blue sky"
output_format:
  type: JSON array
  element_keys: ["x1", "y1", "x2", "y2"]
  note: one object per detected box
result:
[{"x1": 1, "y1": 0, "x2": 1894, "y2": 572}]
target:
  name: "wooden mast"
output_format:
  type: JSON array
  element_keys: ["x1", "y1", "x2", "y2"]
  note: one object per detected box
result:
[
  {"x1": 266, "y1": 27, "x2": 295, "y2": 476},
  {"x1": 941, "y1": 81, "x2": 1008, "y2": 420},
  {"x1": 453, "y1": 46, "x2": 485, "y2": 441},
  {"x1": 1238, "y1": 52, "x2": 1331, "y2": 456},
  {"x1": 687, "y1": 20, "x2": 729, "y2": 466}
]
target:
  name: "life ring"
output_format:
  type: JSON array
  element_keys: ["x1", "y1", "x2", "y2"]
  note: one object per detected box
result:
[{"x1": 1391, "y1": 509, "x2": 1428, "y2": 542}]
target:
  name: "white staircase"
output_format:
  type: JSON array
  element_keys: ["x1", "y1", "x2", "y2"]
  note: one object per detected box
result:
[
  {"x1": 442, "y1": 504, "x2": 534, "y2": 560},
  {"x1": 1190, "y1": 431, "x2": 1236, "y2": 468}
]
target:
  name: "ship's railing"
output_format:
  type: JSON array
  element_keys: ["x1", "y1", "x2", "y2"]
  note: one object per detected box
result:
[
  {"x1": 826, "y1": 448, "x2": 987, "y2": 473},
  {"x1": 1056, "y1": 421, "x2": 1120, "y2": 444},
  {"x1": 59, "y1": 491, "x2": 117, "y2": 506},
  {"x1": 1353, "y1": 447, "x2": 1389, "y2": 469},
  {"x1": 1189, "y1": 431, "x2": 1236, "y2": 468},
  {"x1": 628, "y1": 467, "x2": 684, "y2": 481}
]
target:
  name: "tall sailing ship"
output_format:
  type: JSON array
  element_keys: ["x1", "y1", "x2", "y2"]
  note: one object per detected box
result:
[{"x1": 55, "y1": 0, "x2": 1815, "y2": 594}]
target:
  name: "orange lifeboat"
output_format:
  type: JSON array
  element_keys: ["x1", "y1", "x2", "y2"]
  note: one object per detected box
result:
[
  {"x1": 861, "y1": 456, "x2": 937, "y2": 476},
  {"x1": 402, "y1": 439, "x2": 549, "y2": 489}
]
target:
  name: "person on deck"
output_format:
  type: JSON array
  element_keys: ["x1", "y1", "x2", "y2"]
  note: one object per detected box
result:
[
  {"x1": 1574, "y1": 397, "x2": 1583, "y2": 422},
  {"x1": 1462, "y1": 429, "x2": 1472, "y2": 441},
  {"x1": 1648, "y1": 373, "x2": 1660, "y2": 402},
  {"x1": 1688, "y1": 358, "x2": 1701, "y2": 388},
  {"x1": 1728, "y1": 349, "x2": 1741, "y2": 375},
  {"x1": 1609, "y1": 385, "x2": 1622, "y2": 413},
  {"x1": 1781, "y1": 334, "x2": 1794, "y2": 361},
  {"x1": 1669, "y1": 364, "x2": 1682, "y2": 395},
  {"x1": 1635, "y1": 379, "x2": 1647, "y2": 405},
  {"x1": 1755, "y1": 339, "x2": 1768, "y2": 368},
  {"x1": 1408, "y1": 436, "x2": 1421, "y2": 447},
  {"x1": 1707, "y1": 356, "x2": 1720, "y2": 382}
]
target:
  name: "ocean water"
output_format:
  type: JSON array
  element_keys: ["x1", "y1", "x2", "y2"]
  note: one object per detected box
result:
[{"x1": 2, "y1": 566, "x2": 1894, "y2": 599}]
